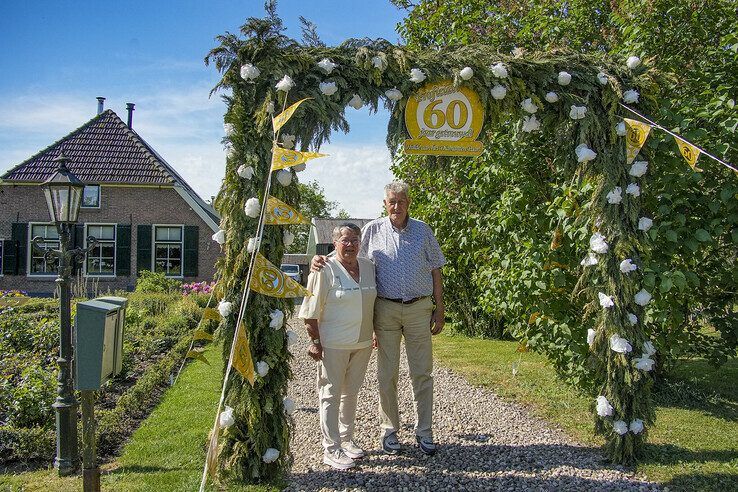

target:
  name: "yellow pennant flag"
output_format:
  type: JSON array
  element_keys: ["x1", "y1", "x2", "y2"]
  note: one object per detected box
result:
[
  {"x1": 624, "y1": 118, "x2": 652, "y2": 164},
  {"x1": 186, "y1": 347, "x2": 210, "y2": 365},
  {"x1": 250, "y1": 253, "x2": 312, "y2": 298},
  {"x1": 674, "y1": 137, "x2": 703, "y2": 172},
  {"x1": 205, "y1": 429, "x2": 219, "y2": 478},
  {"x1": 265, "y1": 196, "x2": 310, "y2": 225},
  {"x1": 202, "y1": 307, "x2": 221, "y2": 321},
  {"x1": 272, "y1": 98, "x2": 310, "y2": 133},
  {"x1": 192, "y1": 328, "x2": 214, "y2": 341},
  {"x1": 232, "y1": 321, "x2": 255, "y2": 386},
  {"x1": 271, "y1": 146, "x2": 327, "y2": 171}
]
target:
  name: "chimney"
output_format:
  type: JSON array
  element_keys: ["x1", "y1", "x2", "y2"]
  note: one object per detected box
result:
[
  {"x1": 126, "y1": 103, "x2": 135, "y2": 128},
  {"x1": 96, "y1": 97, "x2": 105, "y2": 114}
]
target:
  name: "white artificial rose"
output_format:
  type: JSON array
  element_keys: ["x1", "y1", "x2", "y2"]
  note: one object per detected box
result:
[
  {"x1": 225, "y1": 145, "x2": 235, "y2": 159},
  {"x1": 240, "y1": 63, "x2": 260, "y2": 81},
  {"x1": 218, "y1": 300, "x2": 233, "y2": 317},
  {"x1": 317, "y1": 58, "x2": 337, "y2": 74},
  {"x1": 491, "y1": 62, "x2": 508, "y2": 78},
  {"x1": 610, "y1": 334, "x2": 633, "y2": 353},
  {"x1": 587, "y1": 328, "x2": 597, "y2": 346},
  {"x1": 286, "y1": 330, "x2": 299, "y2": 346},
  {"x1": 596, "y1": 395, "x2": 614, "y2": 417},
  {"x1": 569, "y1": 105, "x2": 587, "y2": 120},
  {"x1": 512, "y1": 47, "x2": 524, "y2": 57},
  {"x1": 256, "y1": 361, "x2": 269, "y2": 378},
  {"x1": 629, "y1": 161, "x2": 648, "y2": 178},
  {"x1": 281, "y1": 133, "x2": 295, "y2": 149},
  {"x1": 629, "y1": 419, "x2": 644, "y2": 434},
  {"x1": 620, "y1": 258, "x2": 637, "y2": 273},
  {"x1": 634, "y1": 356, "x2": 655, "y2": 371},
  {"x1": 219, "y1": 406, "x2": 235, "y2": 428},
  {"x1": 634, "y1": 289, "x2": 652, "y2": 306},
  {"x1": 616, "y1": 121, "x2": 627, "y2": 136},
  {"x1": 623, "y1": 89, "x2": 640, "y2": 104},
  {"x1": 212, "y1": 230, "x2": 226, "y2": 245},
  {"x1": 283, "y1": 230, "x2": 294, "y2": 247},
  {"x1": 643, "y1": 341, "x2": 657, "y2": 357},
  {"x1": 490, "y1": 84, "x2": 507, "y2": 100},
  {"x1": 589, "y1": 232, "x2": 609, "y2": 254},
  {"x1": 575, "y1": 144, "x2": 597, "y2": 163},
  {"x1": 269, "y1": 309, "x2": 284, "y2": 329},
  {"x1": 224, "y1": 123, "x2": 235, "y2": 136},
  {"x1": 581, "y1": 253, "x2": 599, "y2": 267},
  {"x1": 597, "y1": 72, "x2": 609, "y2": 85},
  {"x1": 244, "y1": 197, "x2": 260, "y2": 218},
  {"x1": 628, "y1": 313, "x2": 638, "y2": 326},
  {"x1": 626, "y1": 56, "x2": 641, "y2": 69},
  {"x1": 522, "y1": 115, "x2": 541, "y2": 133},
  {"x1": 613, "y1": 420, "x2": 629, "y2": 435},
  {"x1": 348, "y1": 94, "x2": 364, "y2": 110},
  {"x1": 558, "y1": 71, "x2": 572, "y2": 85},
  {"x1": 521, "y1": 98, "x2": 538, "y2": 114},
  {"x1": 247, "y1": 237, "x2": 261, "y2": 253},
  {"x1": 606, "y1": 187, "x2": 623, "y2": 204},
  {"x1": 638, "y1": 217, "x2": 653, "y2": 232},
  {"x1": 262, "y1": 448, "x2": 279, "y2": 463},
  {"x1": 237, "y1": 165, "x2": 254, "y2": 180},
  {"x1": 371, "y1": 55, "x2": 387, "y2": 70},
  {"x1": 319, "y1": 81, "x2": 338, "y2": 96},
  {"x1": 385, "y1": 88, "x2": 403, "y2": 101},
  {"x1": 275, "y1": 75, "x2": 295, "y2": 92},
  {"x1": 598, "y1": 292, "x2": 615, "y2": 308},
  {"x1": 626, "y1": 183, "x2": 641, "y2": 197},
  {"x1": 545, "y1": 91, "x2": 559, "y2": 103},
  {"x1": 266, "y1": 101, "x2": 275, "y2": 113},
  {"x1": 409, "y1": 68, "x2": 426, "y2": 83},
  {"x1": 460, "y1": 66, "x2": 474, "y2": 80},
  {"x1": 283, "y1": 397, "x2": 296, "y2": 415},
  {"x1": 276, "y1": 169, "x2": 292, "y2": 186}
]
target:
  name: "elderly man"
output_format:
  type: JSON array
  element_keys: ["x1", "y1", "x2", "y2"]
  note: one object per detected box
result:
[{"x1": 313, "y1": 181, "x2": 445, "y2": 455}]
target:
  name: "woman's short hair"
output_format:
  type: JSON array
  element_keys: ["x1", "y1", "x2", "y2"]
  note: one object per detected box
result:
[
  {"x1": 332, "y1": 222, "x2": 362, "y2": 242},
  {"x1": 384, "y1": 181, "x2": 409, "y2": 198}
]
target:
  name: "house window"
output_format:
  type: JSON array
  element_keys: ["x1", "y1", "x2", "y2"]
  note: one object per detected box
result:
[
  {"x1": 29, "y1": 224, "x2": 60, "y2": 275},
  {"x1": 86, "y1": 224, "x2": 116, "y2": 276},
  {"x1": 153, "y1": 225, "x2": 183, "y2": 277},
  {"x1": 0, "y1": 240, "x2": 3, "y2": 275},
  {"x1": 81, "y1": 185, "x2": 100, "y2": 208}
]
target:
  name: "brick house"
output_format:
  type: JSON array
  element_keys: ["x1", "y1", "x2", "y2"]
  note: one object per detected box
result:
[{"x1": 0, "y1": 99, "x2": 221, "y2": 294}]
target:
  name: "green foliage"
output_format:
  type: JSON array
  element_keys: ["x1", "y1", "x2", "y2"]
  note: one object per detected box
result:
[
  {"x1": 135, "y1": 270, "x2": 182, "y2": 294},
  {"x1": 288, "y1": 180, "x2": 339, "y2": 253}
]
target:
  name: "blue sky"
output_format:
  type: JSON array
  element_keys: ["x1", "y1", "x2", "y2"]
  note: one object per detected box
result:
[{"x1": 0, "y1": 1, "x2": 405, "y2": 218}]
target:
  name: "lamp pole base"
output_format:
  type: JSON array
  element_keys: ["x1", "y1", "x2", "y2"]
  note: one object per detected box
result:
[{"x1": 83, "y1": 467, "x2": 101, "y2": 492}]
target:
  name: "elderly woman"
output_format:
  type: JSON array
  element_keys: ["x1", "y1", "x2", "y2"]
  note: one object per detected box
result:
[{"x1": 298, "y1": 223, "x2": 376, "y2": 470}]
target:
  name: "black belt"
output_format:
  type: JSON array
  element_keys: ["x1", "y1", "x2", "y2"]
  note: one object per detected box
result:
[{"x1": 379, "y1": 296, "x2": 429, "y2": 305}]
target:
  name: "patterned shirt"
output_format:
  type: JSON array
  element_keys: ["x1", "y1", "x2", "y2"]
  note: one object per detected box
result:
[{"x1": 359, "y1": 216, "x2": 446, "y2": 301}]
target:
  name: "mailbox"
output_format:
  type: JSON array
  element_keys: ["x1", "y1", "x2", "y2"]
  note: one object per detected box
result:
[
  {"x1": 95, "y1": 296, "x2": 128, "y2": 376},
  {"x1": 75, "y1": 300, "x2": 123, "y2": 390}
]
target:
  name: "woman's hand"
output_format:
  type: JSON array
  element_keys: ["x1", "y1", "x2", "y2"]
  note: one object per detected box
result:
[{"x1": 310, "y1": 255, "x2": 328, "y2": 272}]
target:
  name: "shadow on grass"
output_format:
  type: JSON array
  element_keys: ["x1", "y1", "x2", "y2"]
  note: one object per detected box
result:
[
  {"x1": 664, "y1": 472, "x2": 738, "y2": 491},
  {"x1": 641, "y1": 443, "x2": 738, "y2": 467},
  {"x1": 105, "y1": 464, "x2": 189, "y2": 475}
]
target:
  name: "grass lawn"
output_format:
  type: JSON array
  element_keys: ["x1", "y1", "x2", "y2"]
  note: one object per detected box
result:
[
  {"x1": 0, "y1": 343, "x2": 278, "y2": 492},
  {"x1": 432, "y1": 330, "x2": 738, "y2": 491}
]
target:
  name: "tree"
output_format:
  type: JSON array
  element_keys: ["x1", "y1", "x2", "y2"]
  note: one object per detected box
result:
[{"x1": 288, "y1": 180, "x2": 338, "y2": 253}]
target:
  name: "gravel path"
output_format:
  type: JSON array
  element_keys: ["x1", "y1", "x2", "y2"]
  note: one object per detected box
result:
[{"x1": 285, "y1": 319, "x2": 657, "y2": 491}]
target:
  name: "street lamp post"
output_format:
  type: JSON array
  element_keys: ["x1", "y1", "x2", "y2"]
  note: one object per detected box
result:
[{"x1": 36, "y1": 153, "x2": 97, "y2": 476}]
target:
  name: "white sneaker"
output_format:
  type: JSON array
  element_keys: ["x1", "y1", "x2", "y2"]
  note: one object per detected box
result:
[
  {"x1": 341, "y1": 440, "x2": 365, "y2": 459},
  {"x1": 323, "y1": 449, "x2": 355, "y2": 470}
]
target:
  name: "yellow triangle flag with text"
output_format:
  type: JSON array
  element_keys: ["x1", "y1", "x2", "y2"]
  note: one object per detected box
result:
[
  {"x1": 186, "y1": 347, "x2": 210, "y2": 365},
  {"x1": 624, "y1": 118, "x2": 652, "y2": 164},
  {"x1": 250, "y1": 253, "x2": 312, "y2": 298},
  {"x1": 265, "y1": 196, "x2": 310, "y2": 225},
  {"x1": 193, "y1": 328, "x2": 214, "y2": 341},
  {"x1": 272, "y1": 98, "x2": 310, "y2": 133},
  {"x1": 202, "y1": 307, "x2": 221, "y2": 321},
  {"x1": 674, "y1": 136, "x2": 703, "y2": 172},
  {"x1": 232, "y1": 321, "x2": 255, "y2": 386},
  {"x1": 271, "y1": 146, "x2": 327, "y2": 171}
]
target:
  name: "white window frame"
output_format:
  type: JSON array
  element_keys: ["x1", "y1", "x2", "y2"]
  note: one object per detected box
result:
[
  {"x1": 81, "y1": 184, "x2": 101, "y2": 209},
  {"x1": 152, "y1": 224, "x2": 184, "y2": 279},
  {"x1": 27, "y1": 222, "x2": 60, "y2": 277},
  {"x1": 0, "y1": 239, "x2": 4, "y2": 277},
  {"x1": 84, "y1": 223, "x2": 117, "y2": 278}
]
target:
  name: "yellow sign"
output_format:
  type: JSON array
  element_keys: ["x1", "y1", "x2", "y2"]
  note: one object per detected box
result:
[
  {"x1": 250, "y1": 253, "x2": 312, "y2": 298},
  {"x1": 674, "y1": 136, "x2": 703, "y2": 172},
  {"x1": 272, "y1": 98, "x2": 310, "y2": 133},
  {"x1": 624, "y1": 118, "x2": 652, "y2": 164},
  {"x1": 232, "y1": 321, "x2": 255, "y2": 385},
  {"x1": 271, "y1": 146, "x2": 327, "y2": 171},
  {"x1": 265, "y1": 196, "x2": 310, "y2": 225},
  {"x1": 404, "y1": 80, "x2": 484, "y2": 156}
]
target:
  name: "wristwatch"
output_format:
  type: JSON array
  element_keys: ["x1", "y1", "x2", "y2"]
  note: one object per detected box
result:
[{"x1": 310, "y1": 338, "x2": 321, "y2": 345}]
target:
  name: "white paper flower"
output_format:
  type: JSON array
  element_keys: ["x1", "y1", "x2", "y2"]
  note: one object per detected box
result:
[
  {"x1": 256, "y1": 361, "x2": 269, "y2": 378},
  {"x1": 643, "y1": 341, "x2": 657, "y2": 357},
  {"x1": 597, "y1": 72, "x2": 609, "y2": 85},
  {"x1": 276, "y1": 169, "x2": 292, "y2": 187},
  {"x1": 589, "y1": 232, "x2": 609, "y2": 254},
  {"x1": 247, "y1": 237, "x2": 261, "y2": 253},
  {"x1": 219, "y1": 406, "x2": 235, "y2": 428},
  {"x1": 511, "y1": 47, "x2": 524, "y2": 57},
  {"x1": 596, "y1": 396, "x2": 614, "y2": 417},
  {"x1": 275, "y1": 75, "x2": 295, "y2": 92},
  {"x1": 620, "y1": 258, "x2": 637, "y2": 273},
  {"x1": 575, "y1": 143, "x2": 597, "y2": 163},
  {"x1": 348, "y1": 94, "x2": 364, "y2": 110},
  {"x1": 266, "y1": 101, "x2": 275, "y2": 113},
  {"x1": 281, "y1": 134, "x2": 295, "y2": 149},
  {"x1": 319, "y1": 81, "x2": 338, "y2": 96},
  {"x1": 545, "y1": 91, "x2": 559, "y2": 103},
  {"x1": 629, "y1": 161, "x2": 648, "y2": 178},
  {"x1": 409, "y1": 68, "x2": 426, "y2": 83},
  {"x1": 606, "y1": 187, "x2": 623, "y2": 204},
  {"x1": 385, "y1": 88, "x2": 403, "y2": 101},
  {"x1": 626, "y1": 183, "x2": 641, "y2": 197},
  {"x1": 630, "y1": 419, "x2": 644, "y2": 434},
  {"x1": 371, "y1": 55, "x2": 387, "y2": 71},
  {"x1": 240, "y1": 63, "x2": 260, "y2": 81},
  {"x1": 623, "y1": 89, "x2": 640, "y2": 104},
  {"x1": 626, "y1": 56, "x2": 641, "y2": 69},
  {"x1": 224, "y1": 123, "x2": 235, "y2": 136},
  {"x1": 587, "y1": 328, "x2": 597, "y2": 346},
  {"x1": 293, "y1": 163, "x2": 306, "y2": 172},
  {"x1": 218, "y1": 300, "x2": 233, "y2": 317},
  {"x1": 225, "y1": 145, "x2": 235, "y2": 159},
  {"x1": 490, "y1": 84, "x2": 507, "y2": 100},
  {"x1": 628, "y1": 313, "x2": 638, "y2": 326},
  {"x1": 283, "y1": 230, "x2": 294, "y2": 247},
  {"x1": 286, "y1": 330, "x2": 299, "y2": 346},
  {"x1": 460, "y1": 66, "x2": 474, "y2": 80},
  {"x1": 638, "y1": 217, "x2": 653, "y2": 232},
  {"x1": 569, "y1": 105, "x2": 587, "y2": 120},
  {"x1": 317, "y1": 58, "x2": 337, "y2": 74},
  {"x1": 613, "y1": 420, "x2": 629, "y2": 435},
  {"x1": 269, "y1": 309, "x2": 284, "y2": 329},
  {"x1": 522, "y1": 115, "x2": 541, "y2": 133},
  {"x1": 616, "y1": 121, "x2": 627, "y2": 136},
  {"x1": 581, "y1": 253, "x2": 599, "y2": 267},
  {"x1": 283, "y1": 397, "x2": 296, "y2": 415},
  {"x1": 491, "y1": 62, "x2": 508, "y2": 78},
  {"x1": 237, "y1": 165, "x2": 254, "y2": 180},
  {"x1": 634, "y1": 289, "x2": 652, "y2": 306},
  {"x1": 212, "y1": 230, "x2": 226, "y2": 245},
  {"x1": 610, "y1": 334, "x2": 633, "y2": 353},
  {"x1": 262, "y1": 448, "x2": 279, "y2": 463},
  {"x1": 521, "y1": 98, "x2": 538, "y2": 114},
  {"x1": 634, "y1": 356, "x2": 655, "y2": 371},
  {"x1": 599, "y1": 292, "x2": 615, "y2": 308},
  {"x1": 244, "y1": 197, "x2": 260, "y2": 217},
  {"x1": 558, "y1": 71, "x2": 572, "y2": 86}
]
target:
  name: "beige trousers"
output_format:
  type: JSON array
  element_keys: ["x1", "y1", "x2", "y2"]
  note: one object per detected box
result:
[
  {"x1": 317, "y1": 346, "x2": 372, "y2": 453},
  {"x1": 374, "y1": 296, "x2": 434, "y2": 439}
]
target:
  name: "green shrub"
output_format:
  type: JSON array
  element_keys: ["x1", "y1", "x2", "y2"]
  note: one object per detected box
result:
[{"x1": 135, "y1": 270, "x2": 181, "y2": 294}]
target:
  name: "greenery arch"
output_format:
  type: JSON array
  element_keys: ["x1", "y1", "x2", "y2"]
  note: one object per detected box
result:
[{"x1": 204, "y1": 9, "x2": 661, "y2": 486}]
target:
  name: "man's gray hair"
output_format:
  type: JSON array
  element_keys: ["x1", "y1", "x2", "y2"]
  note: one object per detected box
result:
[
  {"x1": 331, "y1": 222, "x2": 362, "y2": 242},
  {"x1": 384, "y1": 180, "x2": 410, "y2": 198}
]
